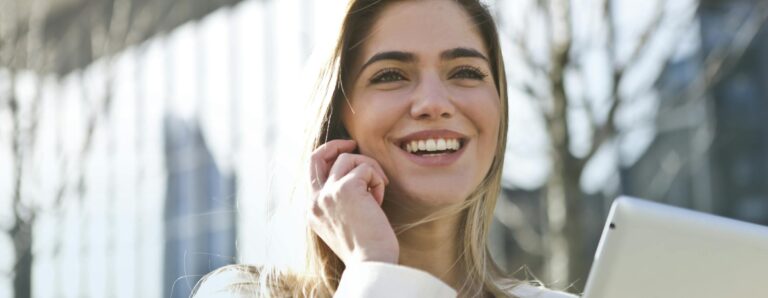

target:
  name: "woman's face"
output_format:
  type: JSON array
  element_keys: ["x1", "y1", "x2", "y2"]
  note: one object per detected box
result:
[{"x1": 342, "y1": 0, "x2": 500, "y2": 208}]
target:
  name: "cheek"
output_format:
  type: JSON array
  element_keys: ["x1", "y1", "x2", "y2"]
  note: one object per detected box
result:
[
  {"x1": 346, "y1": 92, "x2": 409, "y2": 149},
  {"x1": 456, "y1": 87, "x2": 501, "y2": 137},
  {"x1": 456, "y1": 88, "x2": 501, "y2": 174}
]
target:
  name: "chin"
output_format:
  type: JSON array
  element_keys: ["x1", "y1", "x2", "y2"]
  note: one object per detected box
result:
[{"x1": 390, "y1": 178, "x2": 475, "y2": 209}]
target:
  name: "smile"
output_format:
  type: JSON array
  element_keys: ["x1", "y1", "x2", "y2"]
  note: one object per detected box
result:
[
  {"x1": 403, "y1": 138, "x2": 462, "y2": 155},
  {"x1": 395, "y1": 130, "x2": 468, "y2": 166}
]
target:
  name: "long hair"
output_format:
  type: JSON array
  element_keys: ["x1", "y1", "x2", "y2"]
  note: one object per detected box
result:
[
  {"x1": 193, "y1": 0, "x2": 515, "y2": 297},
  {"x1": 303, "y1": 0, "x2": 513, "y2": 296}
]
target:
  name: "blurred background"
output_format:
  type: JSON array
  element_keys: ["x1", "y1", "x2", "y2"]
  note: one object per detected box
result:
[{"x1": 1, "y1": 0, "x2": 767, "y2": 297}]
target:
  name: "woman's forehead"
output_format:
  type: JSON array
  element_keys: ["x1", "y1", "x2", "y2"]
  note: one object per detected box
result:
[{"x1": 359, "y1": 0, "x2": 488, "y2": 62}]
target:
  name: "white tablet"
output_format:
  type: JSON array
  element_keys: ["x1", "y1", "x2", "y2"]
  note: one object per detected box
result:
[{"x1": 582, "y1": 196, "x2": 768, "y2": 298}]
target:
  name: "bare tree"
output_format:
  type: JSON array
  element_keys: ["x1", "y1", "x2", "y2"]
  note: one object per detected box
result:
[
  {"x1": 493, "y1": 0, "x2": 768, "y2": 289},
  {"x1": 2, "y1": 1, "x2": 51, "y2": 296}
]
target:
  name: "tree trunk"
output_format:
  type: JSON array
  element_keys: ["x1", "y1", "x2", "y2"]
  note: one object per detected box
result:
[
  {"x1": 544, "y1": 154, "x2": 570, "y2": 288},
  {"x1": 562, "y1": 158, "x2": 585, "y2": 290},
  {"x1": 8, "y1": 64, "x2": 34, "y2": 298},
  {"x1": 544, "y1": 35, "x2": 586, "y2": 288},
  {"x1": 11, "y1": 218, "x2": 33, "y2": 298},
  {"x1": 544, "y1": 150, "x2": 584, "y2": 289}
]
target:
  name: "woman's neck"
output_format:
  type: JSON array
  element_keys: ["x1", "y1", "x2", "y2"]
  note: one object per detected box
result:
[{"x1": 383, "y1": 200, "x2": 468, "y2": 290}]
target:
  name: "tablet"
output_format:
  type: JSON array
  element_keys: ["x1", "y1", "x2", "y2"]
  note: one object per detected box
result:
[{"x1": 582, "y1": 196, "x2": 768, "y2": 298}]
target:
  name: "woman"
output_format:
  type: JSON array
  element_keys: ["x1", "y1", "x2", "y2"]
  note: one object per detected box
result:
[{"x1": 194, "y1": 0, "x2": 577, "y2": 297}]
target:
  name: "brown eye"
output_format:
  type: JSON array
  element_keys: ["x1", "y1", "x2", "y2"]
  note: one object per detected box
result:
[
  {"x1": 370, "y1": 69, "x2": 407, "y2": 84},
  {"x1": 451, "y1": 66, "x2": 488, "y2": 80}
]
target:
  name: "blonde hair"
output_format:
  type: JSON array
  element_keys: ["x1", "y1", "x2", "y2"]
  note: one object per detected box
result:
[{"x1": 194, "y1": 0, "x2": 518, "y2": 296}]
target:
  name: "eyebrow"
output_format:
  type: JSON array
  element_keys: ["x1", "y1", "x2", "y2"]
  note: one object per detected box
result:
[
  {"x1": 359, "y1": 51, "x2": 415, "y2": 73},
  {"x1": 440, "y1": 47, "x2": 489, "y2": 62},
  {"x1": 357, "y1": 47, "x2": 488, "y2": 75}
]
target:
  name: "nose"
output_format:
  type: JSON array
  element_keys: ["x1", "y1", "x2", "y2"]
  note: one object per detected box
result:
[{"x1": 409, "y1": 72, "x2": 455, "y2": 120}]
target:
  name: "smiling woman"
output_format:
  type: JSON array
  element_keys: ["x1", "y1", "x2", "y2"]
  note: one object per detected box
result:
[{"x1": 193, "y1": 1, "x2": 577, "y2": 297}]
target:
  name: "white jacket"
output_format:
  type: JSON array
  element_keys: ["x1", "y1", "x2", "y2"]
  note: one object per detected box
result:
[
  {"x1": 195, "y1": 262, "x2": 579, "y2": 298},
  {"x1": 336, "y1": 262, "x2": 578, "y2": 298}
]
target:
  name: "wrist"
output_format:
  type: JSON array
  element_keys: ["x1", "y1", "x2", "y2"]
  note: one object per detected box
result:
[{"x1": 348, "y1": 250, "x2": 399, "y2": 265}]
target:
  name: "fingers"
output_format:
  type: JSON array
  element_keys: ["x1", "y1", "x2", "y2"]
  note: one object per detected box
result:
[
  {"x1": 310, "y1": 139, "x2": 357, "y2": 191},
  {"x1": 309, "y1": 139, "x2": 389, "y2": 194},
  {"x1": 343, "y1": 163, "x2": 387, "y2": 205},
  {"x1": 328, "y1": 153, "x2": 389, "y2": 187},
  {"x1": 306, "y1": 142, "x2": 397, "y2": 266}
]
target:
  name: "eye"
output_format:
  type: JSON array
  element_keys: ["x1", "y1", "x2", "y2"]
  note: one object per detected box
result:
[
  {"x1": 370, "y1": 68, "x2": 407, "y2": 84},
  {"x1": 450, "y1": 66, "x2": 488, "y2": 80}
]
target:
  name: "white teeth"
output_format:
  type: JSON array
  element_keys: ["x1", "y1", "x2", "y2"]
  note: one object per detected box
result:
[
  {"x1": 404, "y1": 138, "x2": 462, "y2": 153},
  {"x1": 437, "y1": 139, "x2": 447, "y2": 150},
  {"x1": 426, "y1": 139, "x2": 436, "y2": 151}
]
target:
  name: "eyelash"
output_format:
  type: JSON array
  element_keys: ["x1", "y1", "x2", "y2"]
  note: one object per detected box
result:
[
  {"x1": 369, "y1": 66, "x2": 488, "y2": 84},
  {"x1": 450, "y1": 66, "x2": 488, "y2": 80},
  {"x1": 370, "y1": 68, "x2": 407, "y2": 84}
]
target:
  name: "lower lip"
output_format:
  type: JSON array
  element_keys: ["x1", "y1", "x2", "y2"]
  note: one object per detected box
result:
[{"x1": 397, "y1": 141, "x2": 468, "y2": 167}]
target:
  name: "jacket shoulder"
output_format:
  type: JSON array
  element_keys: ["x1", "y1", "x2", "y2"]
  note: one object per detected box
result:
[{"x1": 509, "y1": 284, "x2": 579, "y2": 298}]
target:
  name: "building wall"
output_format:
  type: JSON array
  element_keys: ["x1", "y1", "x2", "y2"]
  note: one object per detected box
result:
[
  {"x1": 702, "y1": 0, "x2": 768, "y2": 225},
  {"x1": 2, "y1": 0, "x2": 332, "y2": 296}
]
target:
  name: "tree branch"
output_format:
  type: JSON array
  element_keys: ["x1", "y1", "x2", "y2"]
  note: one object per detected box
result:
[
  {"x1": 618, "y1": 1, "x2": 666, "y2": 73},
  {"x1": 513, "y1": 34, "x2": 550, "y2": 108},
  {"x1": 582, "y1": 0, "x2": 667, "y2": 166},
  {"x1": 496, "y1": 4, "x2": 551, "y2": 114},
  {"x1": 546, "y1": 0, "x2": 573, "y2": 149}
]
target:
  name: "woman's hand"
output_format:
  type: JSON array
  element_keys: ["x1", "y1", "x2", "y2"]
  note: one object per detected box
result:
[{"x1": 308, "y1": 139, "x2": 399, "y2": 265}]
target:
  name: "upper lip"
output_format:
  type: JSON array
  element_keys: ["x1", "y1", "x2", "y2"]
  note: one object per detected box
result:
[{"x1": 394, "y1": 129, "x2": 468, "y2": 147}]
